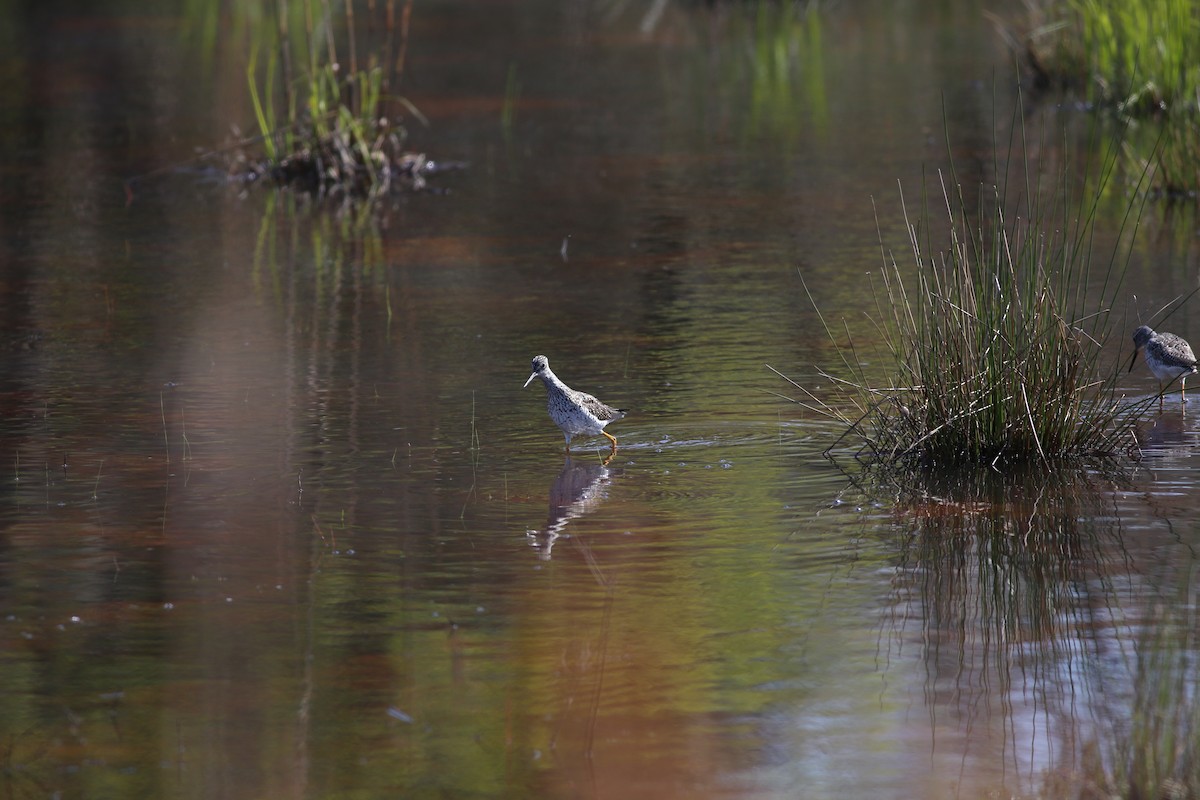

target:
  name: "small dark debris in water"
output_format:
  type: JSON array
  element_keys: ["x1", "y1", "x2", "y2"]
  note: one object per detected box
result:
[
  {"x1": 2, "y1": 331, "x2": 42, "y2": 351},
  {"x1": 1148, "y1": 186, "x2": 1199, "y2": 203}
]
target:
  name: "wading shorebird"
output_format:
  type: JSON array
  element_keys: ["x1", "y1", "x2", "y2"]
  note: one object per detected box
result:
[
  {"x1": 524, "y1": 355, "x2": 626, "y2": 452},
  {"x1": 1130, "y1": 325, "x2": 1198, "y2": 411}
]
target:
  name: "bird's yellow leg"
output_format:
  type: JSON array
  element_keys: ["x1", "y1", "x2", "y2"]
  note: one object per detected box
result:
[{"x1": 602, "y1": 431, "x2": 618, "y2": 449}]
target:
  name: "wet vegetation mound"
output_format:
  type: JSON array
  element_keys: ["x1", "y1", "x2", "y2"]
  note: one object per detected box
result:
[
  {"x1": 775, "y1": 111, "x2": 1162, "y2": 474},
  {"x1": 228, "y1": 0, "x2": 462, "y2": 201},
  {"x1": 238, "y1": 118, "x2": 460, "y2": 198}
]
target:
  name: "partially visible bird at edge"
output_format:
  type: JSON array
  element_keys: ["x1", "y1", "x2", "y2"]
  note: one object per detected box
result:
[
  {"x1": 1129, "y1": 325, "x2": 1198, "y2": 412},
  {"x1": 524, "y1": 355, "x2": 627, "y2": 453}
]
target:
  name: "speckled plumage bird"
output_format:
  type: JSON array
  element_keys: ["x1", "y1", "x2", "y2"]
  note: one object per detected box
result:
[
  {"x1": 523, "y1": 355, "x2": 626, "y2": 452},
  {"x1": 1130, "y1": 325, "x2": 1198, "y2": 411}
]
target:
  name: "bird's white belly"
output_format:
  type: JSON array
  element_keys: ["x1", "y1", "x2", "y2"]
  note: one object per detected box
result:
[
  {"x1": 548, "y1": 398, "x2": 603, "y2": 435},
  {"x1": 1149, "y1": 360, "x2": 1196, "y2": 382}
]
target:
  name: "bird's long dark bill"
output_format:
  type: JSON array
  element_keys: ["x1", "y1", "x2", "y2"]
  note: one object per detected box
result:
[
  {"x1": 1127, "y1": 347, "x2": 1140, "y2": 374},
  {"x1": 523, "y1": 373, "x2": 537, "y2": 388}
]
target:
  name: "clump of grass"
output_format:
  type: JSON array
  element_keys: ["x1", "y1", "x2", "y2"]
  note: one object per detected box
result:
[
  {"x1": 776, "y1": 109, "x2": 1157, "y2": 472},
  {"x1": 235, "y1": 0, "x2": 460, "y2": 200}
]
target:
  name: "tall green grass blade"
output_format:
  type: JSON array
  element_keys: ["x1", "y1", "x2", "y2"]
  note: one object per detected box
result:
[{"x1": 247, "y1": 43, "x2": 278, "y2": 161}]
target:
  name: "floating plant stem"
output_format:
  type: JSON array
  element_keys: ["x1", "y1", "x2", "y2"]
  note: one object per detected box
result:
[{"x1": 160, "y1": 391, "x2": 170, "y2": 465}]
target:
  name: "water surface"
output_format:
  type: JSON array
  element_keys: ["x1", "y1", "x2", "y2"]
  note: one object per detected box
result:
[{"x1": 2, "y1": 2, "x2": 1200, "y2": 798}]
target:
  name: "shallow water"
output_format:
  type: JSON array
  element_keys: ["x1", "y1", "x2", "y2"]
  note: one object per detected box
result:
[{"x1": 2, "y1": 2, "x2": 1200, "y2": 798}]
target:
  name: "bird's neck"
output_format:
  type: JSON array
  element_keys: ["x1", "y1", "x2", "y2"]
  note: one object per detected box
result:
[{"x1": 541, "y1": 370, "x2": 568, "y2": 392}]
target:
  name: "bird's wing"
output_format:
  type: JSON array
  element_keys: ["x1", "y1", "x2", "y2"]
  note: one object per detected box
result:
[
  {"x1": 578, "y1": 393, "x2": 626, "y2": 421},
  {"x1": 1163, "y1": 333, "x2": 1197, "y2": 365}
]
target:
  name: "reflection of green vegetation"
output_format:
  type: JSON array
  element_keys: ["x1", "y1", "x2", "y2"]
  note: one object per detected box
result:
[
  {"x1": 501, "y1": 63, "x2": 520, "y2": 141},
  {"x1": 1044, "y1": 583, "x2": 1200, "y2": 797},
  {"x1": 887, "y1": 468, "x2": 1123, "y2": 725},
  {"x1": 712, "y1": 1, "x2": 828, "y2": 146},
  {"x1": 778, "y1": 114, "x2": 1155, "y2": 469},
  {"x1": 747, "y1": 2, "x2": 826, "y2": 141},
  {"x1": 252, "y1": 192, "x2": 387, "y2": 302},
  {"x1": 1109, "y1": 609, "x2": 1200, "y2": 796},
  {"x1": 1128, "y1": 110, "x2": 1200, "y2": 196}
]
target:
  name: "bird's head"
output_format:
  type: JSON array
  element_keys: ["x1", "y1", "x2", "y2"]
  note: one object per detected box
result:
[
  {"x1": 1129, "y1": 326, "x2": 1154, "y2": 373},
  {"x1": 524, "y1": 355, "x2": 550, "y2": 388}
]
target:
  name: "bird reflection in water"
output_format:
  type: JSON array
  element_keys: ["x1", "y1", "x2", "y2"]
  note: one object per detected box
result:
[{"x1": 527, "y1": 456, "x2": 617, "y2": 560}]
